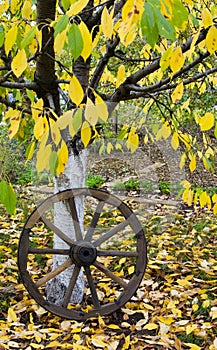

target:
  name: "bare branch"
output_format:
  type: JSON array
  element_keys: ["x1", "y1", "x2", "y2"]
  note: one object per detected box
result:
[
  {"x1": 122, "y1": 66, "x2": 217, "y2": 100},
  {"x1": 90, "y1": 36, "x2": 120, "y2": 89},
  {"x1": 0, "y1": 81, "x2": 38, "y2": 90}
]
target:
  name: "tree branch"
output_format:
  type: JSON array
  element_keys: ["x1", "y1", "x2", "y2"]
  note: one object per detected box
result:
[
  {"x1": 0, "y1": 81, "x2": 38, "y2": 90},
  {"x1": 110, "y1": 26, "x2": 216, "y2": 103},
  {"x1": 90, "y1": 36, "x2": 120, "y2": 89},
  {"x1": 0, "y1": 96, "x2": 31, "y2": 114},
  {"x1": 120, "y1": 66, "x2": 217, "y2": 100}
]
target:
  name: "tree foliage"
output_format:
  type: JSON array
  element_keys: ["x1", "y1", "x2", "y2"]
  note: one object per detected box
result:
[{"x1": 0, "y1": 0, "x2": 216, "y2": 214}]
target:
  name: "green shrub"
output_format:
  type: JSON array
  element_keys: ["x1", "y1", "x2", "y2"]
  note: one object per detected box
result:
[
  {"x1": 124, "y1": 178, "x2": 139, "y2": 191},
  {"x1": 86, "y1": 172, "x2": 105, "y2": 188}
]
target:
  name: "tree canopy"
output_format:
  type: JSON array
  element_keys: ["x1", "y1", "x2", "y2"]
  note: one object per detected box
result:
[{"x1": 0, "y1": 0, "x2": 216, "y2": 214}]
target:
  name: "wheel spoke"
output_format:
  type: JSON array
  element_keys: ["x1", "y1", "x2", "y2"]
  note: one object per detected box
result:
[
  {"x1": 35, "y1": 258, "x2": 72, "y2": 288},
  {"x1": 41, "y1": 215, "x2": 74, "y2": 246},
  {"x1": 68, "y1": 198, "x2": 83, "y2": 241},
  {"x1": 94, "y1": 260, "x2": 128, "y2": 289},
  {"x1": 28, "y1": 247, "x2": 70, "y2": 255},
  {"x1": 85, "y1": 200, "x2": 105, "y2": 241},
  {"x1": 62, "y1": 266, "x2": 81, "y2": 308},
  {"x1": 97, "y1": 249, "x2": 138, "y2": 257},
  {"x1": 84, "y1": 266, "x2": 101, "y2": 309},
  {"x1": 93, "y1": 219, "x2": 129, "y2": 247}
]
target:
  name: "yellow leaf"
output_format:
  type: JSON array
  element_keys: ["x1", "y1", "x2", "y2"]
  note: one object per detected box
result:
[
  {"x1": 26, "y1": 141, "x2": 36, "y2": 161},
  {"x1": 54, "y1": 29, "x2": 67, "y2": 56},
  {"x1": 101, "y1": 7, "x2": 113, "y2": 39},
  {"x1": 22, "y1": 0, "x2": 32, "y2": 19},
  {"x1": 81, "y1": 121, "x2": 91, "y2": 147},
  {"x1": 36, "y1": 143, "x2": 52, "y2": 172},
  {"x1": 107, "y1": 324, "x2": 120, "y2": 329},
  {"x1": 205, "y1": 26, "x2": 217, "y2": 54},
  {"x1": 127, "y1": 129, "x2": 139, "y2": 153},
  {"x1": 143, "y1": 323, "x2": 158, "y2": 330},
  {"x1": 200, "y1": 191, "x2": 208, "y2": 208},
  {"x1": 46, "y1": 341, "x2": 61, "y2": 348},
  {"x1": 179, "y1": 152, "x2": 187, "y2": 169},
  {"x1": 94, "y1": 93, "x2": 108, "y2": 122},
  {"x1": 98, "y1": 315, "x2": 106, "y2": 329},
  {"x1": 107, "y1": 141, "x2": 113, "y2": 154},
  {"x1": 210, "y1": 307, "x2": 217, "y2": 319},
  {"x1": 79, "y1": 21, "x2": 92, "y2": 61},
  {"x1": 203, "y1": 299, "x2": 210, "y2": 308},
  {"x1": 67, "y1": 0, "x2": 89, "y2": 16},
  {"x1": 11, "y1": 49, "x2": 28, "y2": 77},
  {"x1": 7, "y1": 307, "x2": 18, "y2": 323},
  {"x1": 122, "y1": 335, "x2": 130, "y2": 350},
  {"x1": 69, "y1": 75, "x2": 84, "y2": 106},
  {"x1": 170, "y1": 46, "x2": 185, "y2": 73},
  {"x1": 186, "y1": 324, "x2": 196, "y2": 335},
  {"x1": 160, "y1": 46, "x2": 173, "y2": 71},
  {"x1": 171, "y1": 82, "x2": 184, "y2": 103},
  {"x1": 32, "y1": 99, "x2": 43, "y2": 122},
  {"x1": 201, "y1": 8, "x2": 213, "y2": 28},
  {"x1": 156, "y1": 123, "x2": 171, "y2": 140},
  {"x1": 116, "y1": 65, "x2": 125, "y2": 88},
  {"x1": 51, "y1": 122, "x2": 61, "y2": 145},
  {"x1": 212, "y1": 194, "x2": 217, "y2": 203},
  {"x1": 189, "y1": 154, "x2": 196, "y2": 172},
  {"x1": 8, "y1": 110, "x2": 21, "y2": 139},
  {"x1": 91, "y1": 335, "x2": 107, "y2": 348},
  {"x1": 158, "y1": 316, "x2": 175, "y2": 325},
  {"x1": 56, "y1": 110, "x2": 73, "y2": 130},
  {"x1": 192, "y1": 304, "x2": 198, "y2": 312},
  {"x1": 84, "y1": 97, "x2": 98, "y2": 126},
  {"x1": 34, "y1": 116, "x2": 49, "y2": 140},
  {"x1": 177, "y1": 278, "x2": 191, "y2": 287},
  {"x1": 57, "y1": 141, "x2": 68, "y2": 174},
  {"x1": 182, "y1": 188, "x2": 194, "y2": 206},
  {"x1": 0, "y1": 0, "x2": 9, "y2": 16},
  {"x1": 199, "y1": 112, "x2": 214, "y2": 131},
  {"x1": 185, "y1": 344, "x2": 201, "y2": 350},
  {"x1": 171, "y1": 132, "x2": 179, "y2": 150},
  {"x1": 5, "y1": 25, "x2": 18, "y2": 56},
  {"x1": 128, "y1": 266, "x2": 135, "y2": 275}
]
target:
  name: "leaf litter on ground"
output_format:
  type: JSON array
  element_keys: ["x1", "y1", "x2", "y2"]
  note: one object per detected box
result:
[{"x1": 0, "y1": 188, "x2": 216, "y2": 349}]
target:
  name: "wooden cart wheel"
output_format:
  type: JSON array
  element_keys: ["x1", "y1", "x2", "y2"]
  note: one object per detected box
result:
[{"x1": 18, "y1": 188, "x2": 147, "y2": 321}]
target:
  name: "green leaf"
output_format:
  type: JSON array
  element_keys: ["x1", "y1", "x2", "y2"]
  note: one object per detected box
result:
[
  {"x1": 67, "y1": 23, "x2": 83, "y2": 61},
  {"x1": 61, "y1": 0, "x2": 71, "y2": 11},
  {"x1": 54, "y1": 14, "x2": 69, "y2": 37},
  {"x1": 141, "y1": 4, "x2": 159, "y2": 48},
  {"x1": 0, "y1": 25, "x2": 4, "y2": 47},
  {"x1": 20, "y1": 26, "x2": 36, "y2": 49},
  {"x1": 72, "y1": 109, "x2": 83, "y2": 133},
  {"x1": 0, "y1": 180, "x2": 16, "y2": 215},
  {"x1": 170, "y1": 0, "x2": 188, "y2": 29},
  {"x1": 153, "y1": 8, "x2": 176, "y2": 41},
  {"x1": 49, "y1": 151, "x2": 58, "y2": 177}
]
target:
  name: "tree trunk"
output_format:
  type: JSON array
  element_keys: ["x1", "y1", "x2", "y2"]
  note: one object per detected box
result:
[
  {"x1": 35, "y1": 0, "x2": 91, "y2": 305},
  {"x1": 46, "y1": 150, "x2": 87, "y2": 305}
]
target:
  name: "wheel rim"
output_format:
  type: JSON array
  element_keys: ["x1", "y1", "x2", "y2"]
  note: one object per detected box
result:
[{"x1": 18, "y1": 188, "x2": 147, "y2": 321}]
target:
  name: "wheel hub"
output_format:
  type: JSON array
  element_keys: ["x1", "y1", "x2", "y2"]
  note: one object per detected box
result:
[{"x1": 70, "y1": 241, "x2": 97, "y2": 266}]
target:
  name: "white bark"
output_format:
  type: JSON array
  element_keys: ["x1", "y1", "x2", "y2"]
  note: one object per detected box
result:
[{"x1": 46, "y1": 149, "x2": 87, "y2": 305}]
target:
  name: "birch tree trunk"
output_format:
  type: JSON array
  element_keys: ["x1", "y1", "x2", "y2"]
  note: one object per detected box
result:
[{"x1": 46, "y1": 150, "x2": 87, "y2": 305}]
